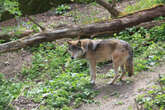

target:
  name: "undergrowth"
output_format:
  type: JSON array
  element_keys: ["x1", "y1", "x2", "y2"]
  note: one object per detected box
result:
[
  {"x1": 136, "y1": 74, "x2": 165, "y2": 110},
  {"x1": 21, "y1": 43, "x2": 97, "y2": 109},
  {"x1": 115, "y1": 24, "x2": 165, "y2": 72},
  {"x1": 0, "y1": 23, "x2": 165, "y2": 109},
  {"x1": 0, "y1": 74, "x2": 23, "y2": 109},
  {"x1": 124, "y1": 0, "x2": 165, "y2": 13}
]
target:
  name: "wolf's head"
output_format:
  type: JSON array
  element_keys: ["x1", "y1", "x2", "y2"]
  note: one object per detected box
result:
[{"x1": 67, "y1": 40, "x2": 86, "y2": 59}]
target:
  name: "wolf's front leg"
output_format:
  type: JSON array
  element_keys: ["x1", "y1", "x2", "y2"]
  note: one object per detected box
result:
[{"x1": 89, "y1": 60, "x2": 96, "y2": 85}]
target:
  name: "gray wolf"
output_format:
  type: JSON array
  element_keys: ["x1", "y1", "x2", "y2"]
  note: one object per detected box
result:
[{"x1": 67, "y1": 39, "x2": 133, "y2": 85}]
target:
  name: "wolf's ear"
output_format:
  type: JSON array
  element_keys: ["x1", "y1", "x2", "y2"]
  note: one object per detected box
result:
[{"x1": 77, "y1": 40, "x2": 81, "y2": 47}]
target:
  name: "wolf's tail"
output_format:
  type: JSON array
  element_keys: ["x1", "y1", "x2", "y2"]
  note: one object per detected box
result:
[{"x1": 126, "y1": 46, "x2": 134, "y2": 77}]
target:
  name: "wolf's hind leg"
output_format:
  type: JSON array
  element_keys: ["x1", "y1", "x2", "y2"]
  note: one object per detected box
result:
[
  {"x1": 108, "y1": 62, "x2": 120, "y2": 85},
  {"x1": 119, "y1": 65, "x2": 126, "y2": 81}
]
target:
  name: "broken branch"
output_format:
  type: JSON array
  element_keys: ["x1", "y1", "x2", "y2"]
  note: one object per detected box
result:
[
  {"x1": 26, "y1": 16, "x2": 46, "y2": 31},
  {"x1": 95, "y1": 0, "x2": 120, "y2": 17}
]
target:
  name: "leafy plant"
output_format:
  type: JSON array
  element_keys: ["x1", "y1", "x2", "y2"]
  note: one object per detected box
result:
[
  {"x1": 0, "y1": 0, "x2": 21, "y2": 20},
  {"x1": 21, "y1": 42, "x2": 97, "y2": 109},
  {"x1": 124, "y1": 0, "x2": 165, "y2": 13},
  {"x1": 154, "y1": 16, "x2": 165, "y2": 21},
  {"x1": 0, "y1": 73, "x2": 23, "y2": 109},
  {"x1": 114, "y1": 24, "x2": 165, "y2": 72},
  {"x1": 55, "y1": 4, "x2": 71, "y2": 15},
  {"x1": 136, "y1": 74, "x2": 165, "y2": 110}
]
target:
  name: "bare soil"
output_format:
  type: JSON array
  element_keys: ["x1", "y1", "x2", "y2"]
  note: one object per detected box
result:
[
  {"x1": 0, "y1": 0, "x2": 136, "y2": 29},
  {"x1": 12, "y1": 96, "x2": 39, "y2": 110},
  {"x1": 77, "y1": 63, "x2": 165, "y2": 110},
  {"x1": 0, "y1": 50, "x2": 32, "y2": 79}
]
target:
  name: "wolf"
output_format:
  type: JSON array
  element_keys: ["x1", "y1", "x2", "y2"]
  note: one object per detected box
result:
[{"x1": 67, "y1": 39, "x2": 133, "y2": 85}]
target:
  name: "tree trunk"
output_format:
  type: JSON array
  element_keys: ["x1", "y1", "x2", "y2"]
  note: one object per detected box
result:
[
  {"x1": 95, "y1": 0, "x2": 120, "y2": 18},
  {"x1": 0, "y1": 5, "x2": 165, "y2": 53}
]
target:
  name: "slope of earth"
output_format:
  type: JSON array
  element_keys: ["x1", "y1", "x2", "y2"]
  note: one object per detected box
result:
[{"x1": 77, "y1": 63, "x2": 165, "y2": 110}]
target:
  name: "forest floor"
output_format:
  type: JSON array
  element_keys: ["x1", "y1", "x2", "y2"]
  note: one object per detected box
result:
[
  {"x1": 0, "y1": 0, "x2": 165, "y2": 110},
  {"x1": 78, "y1": 63, "x2": 165, "y2": 110},
  {"x1": 0, "y1": 0, "x2": 136, "y2": 80}
]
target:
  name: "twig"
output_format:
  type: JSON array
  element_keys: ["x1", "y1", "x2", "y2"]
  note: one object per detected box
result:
[
  {"x1": 140, "y1": 104, "x2": 144, "y2": 110},
  {"x1": 158, "y1": 74, "x2": 164, "y2": 93},
  {"x1": 134, "y1": 98, "x2": 140, "y2": 110},
  {"x1": 95, "y1": 0, "x2": 120, "y2": 18},
  {"x1": 63, "y1": 50, "x2": 68, "y2": 56},
  {"x1": 8, "y1": 86, "x2": 28, "y2": 107},
  {"x1": 33, "y1": 100, "x2": 45, "y2": 110},
  {"x1": 112, "y1": 0, "x2": 116, "y2": 7},
  {"x1": 26, "y1": 16, "x2": 46, "y2": 31}
]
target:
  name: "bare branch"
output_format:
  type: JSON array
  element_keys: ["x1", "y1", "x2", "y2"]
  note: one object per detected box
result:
[
  {"x1": 112, "y1": 0, "x2": 116, "y2": 7},
  {"x1": 134, "y1": 98, "x2": 140, "y2": 110},
  {"x1": 26, "y1": 16, "x2": 46, "y2": 31},
  {"x1": 95, "y1": 0, "x2": 120, "y2": 18}
]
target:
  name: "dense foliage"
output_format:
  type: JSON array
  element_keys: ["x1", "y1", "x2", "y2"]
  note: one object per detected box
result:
[
  {"x1": 0, "y1": 23, "x2": 165, "y2": 109},
  {"x1": 125, "y1": 0, "x2": 165, "y2": 13},
  {"x1": 22, "y1": 43, "x2": 97, "y2": 109},
  {"x1": 0, "y1": 0, "x2": 21, "y2": 21},
  {"x1": 0, "y1": 74, "x2": 23, "y2": 109},
  {"x1": 0, "y1": 42, "x2": 97, "y2": 109},
  {"x1": 55, "y1": 4, "x2": 71, "y2": 15},
  {"x1": 0, "y1": 0, "x2": 165, "y2": 109},
  {"x1": 0, "y1": 0, "x2": 94, "y2": 21}
]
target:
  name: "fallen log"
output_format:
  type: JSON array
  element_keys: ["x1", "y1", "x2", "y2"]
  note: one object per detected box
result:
[
  {"x1": 0, "y1": 5, "x2": 165, "y2": 53},
  {"x1": 0, "y1": 30, "x2": 34, "y2": 41},
  {"x1": 1, "y1": 19, "x2": 163, "y2": 42},
  {"x1": 137, "y1": 19, "x2": 165, "y2": 29}
]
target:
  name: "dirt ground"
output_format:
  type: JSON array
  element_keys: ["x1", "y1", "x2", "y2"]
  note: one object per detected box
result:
[
  {"x1": 0, "y1": 0, "x2": 136, "y2": 29},
  {"x1": 0, "y1": 50, "x2": 32, "y2": 79},
  {"x1": 77, "y1": 63, "x2": 165, "y2": 110}
]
